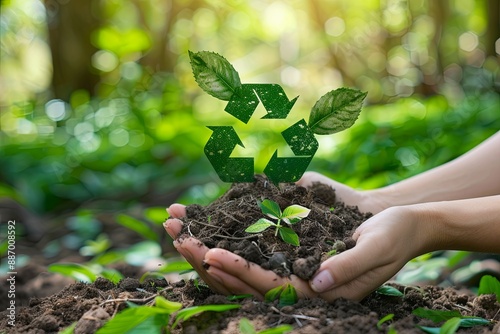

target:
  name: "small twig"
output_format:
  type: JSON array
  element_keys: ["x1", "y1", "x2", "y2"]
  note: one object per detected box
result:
[
  {"x1": 451, "y1": 303, "x2": 472, "y2": 313},
  {"x1": 191, "y1": 220, "x2": 220, "y2": 229},
  {"x1": 99, "y1": 294, "x2": 158, "y2": 307},
  {"x1": 492, "y1": 307, "x2": 500, "y2": 321},
  {"x1": 251, "y1": 241, "x2": 271, "y2": 259},
  {"x1": 270, "y1": 306, "x2": 322, "y2": 327}
]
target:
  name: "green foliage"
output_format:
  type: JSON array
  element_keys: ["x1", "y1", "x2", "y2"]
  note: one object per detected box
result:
[
  {"x1": 172, "y1": 304, "x2": 241, "y2": 328},
  {"x1": 376, "y1": 313, "x2": 394, "y2": 330},
  {"x1": 264, "y1": 283, "x2": 298, "y2": 307},
  {"x1": 478, "y1": 275, "x2": 500, "y2": 302},
  {"x1": 116, "y1": 214, "x2": 158, "y2": 241},
  {"x1": 309, "y1": 88, "x2": 367, "y2": 135},
  {"x1": 95, "y1": 296, "x2": 239, "y2": 333},
  {"x1": 375, "y1": 285, "x2": 404, "y2": 297},
  {"x1": 413, "y1": 307, "x2": 491, "y2": 333},
  {"x1": 189, "y1": 51, "x2": 242, "y2": 101},
  {"x1": 48, "y1": 263, "x2": 124, "y2": 284},
  {"x1": 245, "y1": 199, "x2": 310, "y2": 246}
]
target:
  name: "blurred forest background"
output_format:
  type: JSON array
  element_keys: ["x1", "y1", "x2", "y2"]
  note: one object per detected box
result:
[{"x1": 0, "y1": 0, "x2": 499, "y2": 286}]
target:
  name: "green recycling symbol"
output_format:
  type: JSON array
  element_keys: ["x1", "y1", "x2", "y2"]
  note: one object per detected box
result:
[
  {"x1": 189, "y1": 51, "x2": 367, "y2": 184},
  {"x1": 205, "y1": 83, "x2": 318, "y2": 184}
]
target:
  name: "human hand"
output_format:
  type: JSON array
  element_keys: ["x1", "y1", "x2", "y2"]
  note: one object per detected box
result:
[
  {"x1": 164, "y1": 204, "x2": 318, "y2": 300},
  {"x1": 308, "y1": 205, "x2": 430, "y2": 300},
  {"x1": 297, "y1": 172, "x2": 388, "y2": 214}
]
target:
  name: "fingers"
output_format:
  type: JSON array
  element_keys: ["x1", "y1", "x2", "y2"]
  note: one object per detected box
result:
[
  {"x1": 164, "y1": 204, "x2": 187, "y2": 239},
  {"x1": 172, "y1": 237, "x2": 232, "y2": 295},
  {"x1": 167, "y1": 204, "x2": 186, "y2": 218},
  {"x1": 204, "y1": 248, "x2": 318, "y2": 299},
  {"x1": 206, "y1": 266, "x2": 265, "y2": 299},
  {"x1": 310, "y1": 235, "x2": 391, "y2": 294},
  {"x1": 163, "y1": 218, "x2": 183, "y2": 239}
]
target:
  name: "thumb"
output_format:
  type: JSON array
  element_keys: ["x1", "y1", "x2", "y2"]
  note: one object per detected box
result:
[{"x1": 310, "y1": 238, "x2": 387, "y2": 293}]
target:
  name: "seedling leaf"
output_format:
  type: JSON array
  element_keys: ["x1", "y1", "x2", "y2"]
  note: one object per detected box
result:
[
  {"x1": 259, "y1": 325, "x2": 294, "y2": 334},
  {"x1": 116, "y1": 214, "x2": 158, "y2": 241},
  {"x1": 309, "y1": 88, "x2": 367, "y2": 135},
  {"x1": 259, "y1": 199, "x2": 282, "y2": 219},
  {"x1": 478, "y1": 274, "x2": 500, "y2": 302},
  {"x1": 158, "y1": 259, "x2": 193, "y2": 274},
  {"x1": 412, "y1": 308, "x2": 461, "y2": 323},
  {"x1": 48, "y1": 263, "x2": 97, "y2": 283},
  {"x1": 239, "y1": 318, "x2": 257, "y2": 334},
  {"x1": 439, "y1": 317, "x2": 461, "y2": 334},
  {"x1": 279, "y1": 227, "x2": 300, "y2": 246},
  {"x1": 96, "y1": 307, "x2": 169, "y2": 334},
  {"x1": 376, "y1": 285, "x2": 403, "y2": 297},
  {"x1": 377, "y1": 313, "x2": 394, "y2": 330},
  {"x1": 172, "y1": 304, "x2": 240, "y2": 328},
  {"x1": 279, "y1": 284, "x2": 298, "y2": 307},
  {"x1": 265, "y1": 285, "x2": 284, "y2": 303},
  {"x1": 154, "y1": 296, "x2": 182, "y2": 313},
  {"x1": 282, "y1": 204, "x2": 311, "y2": 221},
  {"x1": 189, "y1": 50, "x2": 241, "y2": 101},
  {"x1": 458, "y1": 317, "x2": 491, "y2": 327},
  {"x1": 245, "y1": 218, "x2": 275, "y2": 233}
]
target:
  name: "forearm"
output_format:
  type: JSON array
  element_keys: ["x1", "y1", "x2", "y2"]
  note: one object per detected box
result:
[
  {"x1": 414, "y1": 195, "x2": 500, "y2": 254},
  {"x1": 370, "y1": 131, "x2": 500, "y2": 207}
]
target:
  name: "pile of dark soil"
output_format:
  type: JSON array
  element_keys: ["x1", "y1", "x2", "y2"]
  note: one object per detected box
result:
[
  {"x1": 1, "y1": 175, "x2": 499, "y2": 333},
  {"x1": 181, "y1": 174, "x2": 371, "y2": 279},
  {"x1": 1, "y1": 276, "x2": 498, "y2": 333}
]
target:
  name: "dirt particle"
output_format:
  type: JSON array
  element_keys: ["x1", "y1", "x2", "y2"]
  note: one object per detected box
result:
[
  {"x1": 118, "y1": 277, "x2": 140, "y2": 291},
  {"x1": 293, "y1": 256, "x2": 320, "y2": 280}
]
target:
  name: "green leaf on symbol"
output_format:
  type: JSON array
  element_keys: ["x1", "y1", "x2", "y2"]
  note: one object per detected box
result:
[
  {"x1": 309, "y1": 87, "x2": 367, "y2": 135},
  {"x1": 189, "y1": 50, "x2": 241, "y2": 101}
]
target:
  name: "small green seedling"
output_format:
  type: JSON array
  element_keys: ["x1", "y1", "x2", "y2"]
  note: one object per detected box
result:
[
  {"x1": 375, "y1": 285, "x2": 404, "y2": 297},
  {"x1": 477, "y1": 274, "x2": 500, "y2": 302},
  {"x1": 376, "y1": 313, "x2": 395, "y2": 331},
  {"x1": 96, "y1": 296, "x2": 240, "y2": 333},
  {"x1": 245, "y1": 199, "x2": 310, "y2": 246},
  {"x1": 412, "y1": 307, "x2": 491, "y2": 334},
  {"x1": 264, "y1": 283, "x2": 298, "y2": 307}
]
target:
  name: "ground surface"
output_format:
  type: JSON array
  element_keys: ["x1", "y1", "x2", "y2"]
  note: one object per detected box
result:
[{"x1": 1, "y1": 175, "x2": 499, "y2": 333}]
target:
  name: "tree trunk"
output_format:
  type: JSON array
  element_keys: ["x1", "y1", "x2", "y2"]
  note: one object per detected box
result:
[{"x1": 45, "y1": 0, "x2": 100, "y2": 101}]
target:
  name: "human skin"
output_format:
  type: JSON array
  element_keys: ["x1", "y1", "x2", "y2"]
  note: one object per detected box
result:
[{"x1": 164, "y1": 131, "x2": 500, "y2": 301}]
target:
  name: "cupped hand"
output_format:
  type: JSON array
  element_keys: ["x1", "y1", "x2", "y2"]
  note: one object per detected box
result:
[
  {"x1": 297, "y1": 172, "x2": 388, "y2": 214},
  {"x1": 307, "y1": 205, "x2": 428, "y2": 300},
  {"x1": 164, "y1": 204, "x2": 318, "y2": 300}
]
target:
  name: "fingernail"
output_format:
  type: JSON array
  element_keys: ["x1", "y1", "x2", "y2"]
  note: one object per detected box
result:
[
  {"x1": 204, "y1": 258, "x2": 222, "y2": 269},
  {"x1": 311, "y1": 270, "x2": 334, "y2": 293}
]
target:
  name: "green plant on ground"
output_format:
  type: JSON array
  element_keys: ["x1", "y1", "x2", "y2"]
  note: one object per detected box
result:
[
  {"x1": 478, "y1": 274, "x2": 500, "y2": 302},
  {"x1": 376, "y1": 313, "x2": 396, "y2": 333},
  {"x1": 245, "y1": 199, "x2": 310, "y2": 246},
  {"x1": 375, "y1": 285, "x2": 404, "y2": 297},
  {"x1": 264, "y1": 283, "x2": 298, "y2": 307},
  {"x1": 412, "y1": 307, "x2": 491, "y2": 334},
  {"x1": 96, "y1": 295, "x2": 240, "y2": 333}
]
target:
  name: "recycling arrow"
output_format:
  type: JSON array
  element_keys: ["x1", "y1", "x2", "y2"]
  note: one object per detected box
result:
[
  {"x1": 264, "y1": 119, "x2": 318, "y2": 184},
  {"x1": 204, "y1": 126, "x2": 254, "y2": 182},
  {"x1": 225, "y1": 84, "x2": 299, "y2": 123},
  {"x1": 190, "y1": 50, "x2": 366, "y2": 184}
]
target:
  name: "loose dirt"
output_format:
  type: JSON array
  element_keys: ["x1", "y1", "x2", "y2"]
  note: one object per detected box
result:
[{"x1": 1, "y1": 175, "x2": 499, "y2": 333}]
